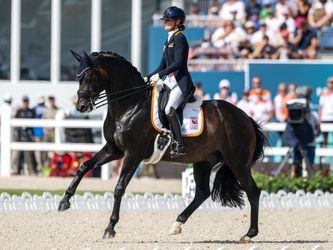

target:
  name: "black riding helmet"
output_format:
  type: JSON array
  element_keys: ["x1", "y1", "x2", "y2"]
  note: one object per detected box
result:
[{"x1": 161, "y1": 6, "x2": 186, "y2": 21}]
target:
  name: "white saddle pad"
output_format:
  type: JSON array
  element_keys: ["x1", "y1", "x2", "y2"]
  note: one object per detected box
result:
[{"x1": 150, "y1": 86, "x2": 204, "y2": 137}]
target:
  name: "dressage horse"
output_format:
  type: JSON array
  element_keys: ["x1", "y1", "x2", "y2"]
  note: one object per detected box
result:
[{"x1": 58, "y1": 51, "x2": 267, "y2": 242}]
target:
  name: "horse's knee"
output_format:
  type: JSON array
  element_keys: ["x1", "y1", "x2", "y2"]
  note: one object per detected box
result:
[{"x1": 114, "y1": 188, "x2": 125, "y2": 199}]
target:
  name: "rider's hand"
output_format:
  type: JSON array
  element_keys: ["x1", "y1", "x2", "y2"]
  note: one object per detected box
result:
[
  {"x1": 156, "y1": 79, "x2": 164, "y2": 91},
  {"x1": 143, "y1": 76, "x2": 148, "y2": 84},
  {"x1": 150, "y1": 73, "x2": 160, "y2": 83}
]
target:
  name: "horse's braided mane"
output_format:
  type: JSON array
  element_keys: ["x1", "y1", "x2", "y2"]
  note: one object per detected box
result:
[{"x1": 91, "y1": 51, "x2": 143, "y2": 80}]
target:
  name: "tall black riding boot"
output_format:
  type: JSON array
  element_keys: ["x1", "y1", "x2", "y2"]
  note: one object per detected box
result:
[{"x1": 167, "y1": 108, "x2": 186, "y2": 158}]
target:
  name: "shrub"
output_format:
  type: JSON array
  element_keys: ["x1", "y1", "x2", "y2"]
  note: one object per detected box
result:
[{"x1": 252, "y1": 171, "x2": 333, "y2": 193}]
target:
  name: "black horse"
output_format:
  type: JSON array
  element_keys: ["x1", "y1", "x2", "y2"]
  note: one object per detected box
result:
[{"x1": 58, "y1": 51, "x2": 267, "y2": 242}]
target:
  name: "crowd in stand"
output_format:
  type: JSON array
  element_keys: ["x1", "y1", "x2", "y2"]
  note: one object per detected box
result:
[
  {"x1": 195, "y1": 75, "x2": 333, "y2": 127},
  {"x1": 188, "y1": 0, "x2": 333, "y2": 60}
]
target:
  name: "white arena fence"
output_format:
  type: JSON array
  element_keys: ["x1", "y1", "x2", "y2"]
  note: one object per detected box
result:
[
  {"x1": 2, "y1": 109, "x2": 333, "y2": 178},
  {"x1": 1, "y1": 189, "x2": 333, "y2": 212}
]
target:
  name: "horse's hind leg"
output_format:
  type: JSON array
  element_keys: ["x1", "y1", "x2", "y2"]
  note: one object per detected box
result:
[
  {"x1": 232, "y1": 167, "x2": 261, "y2": 242},
  {"x1": 169, "y1": 162, "x2": 211, "y2": 235},
  {"x1": 58, "y1": 144, "x2": 122, "y2": 211}
]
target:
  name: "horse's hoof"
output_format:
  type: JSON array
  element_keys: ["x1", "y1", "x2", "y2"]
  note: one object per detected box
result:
[
  {"x1": 102, "y1": 230, "x2": 116, "y2": 239},
  {"x1": 169, "y1": 221, "x2": 183, "y2": 235},
  {"x1": 58, "y1": 200, "x2": 70, "y2": 212},
  {"x1": 239, "y1": 235, "x2": 252, "y2": 244}
]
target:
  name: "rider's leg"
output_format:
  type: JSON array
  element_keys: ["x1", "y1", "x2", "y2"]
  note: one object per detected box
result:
[{"x1": 165, "y1": 86, "x2": 185, "y2": 158}]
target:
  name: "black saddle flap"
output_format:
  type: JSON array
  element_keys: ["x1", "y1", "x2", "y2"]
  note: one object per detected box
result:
[{"x1": 158, "y1": 86, "x2": 171, "y2": 129}]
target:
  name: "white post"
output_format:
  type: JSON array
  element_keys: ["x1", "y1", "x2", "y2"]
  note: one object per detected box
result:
[
  {"x1": 101, "y1": 110, "x2": 112, "y2": 180},
  {"x1": 1, "y1": 109, "x2": 12, "y2": 176},
  {"x1": 131, "y1": 0, "x2": 142, "y2": 71},
  {"x1": 10, "y1": 0, "x2": 21, "y2": 83},
  {"x1": 51, "y1": 0, "x2": 61, "y2": 84},
  {"x1": 91, "y1": 0, "x2": 102, "y2": 53},
  {"x1": 244, "y1": 61, "x2": 250, "y2": 90}
]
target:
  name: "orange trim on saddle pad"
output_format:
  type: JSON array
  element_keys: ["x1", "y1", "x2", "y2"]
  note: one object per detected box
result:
[{"x1": 150, "y1": 86, "x2": 204, "y2": 137}]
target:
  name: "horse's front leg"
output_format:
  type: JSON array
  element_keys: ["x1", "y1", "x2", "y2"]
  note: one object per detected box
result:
[
  {"x1": 58, "y1": 145, "x2": 122, "y2": 211},
  {"x1": 103, "y1": 155, "x2": 141, "y2": 239}
]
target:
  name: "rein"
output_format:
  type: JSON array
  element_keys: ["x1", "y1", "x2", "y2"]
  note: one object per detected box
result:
[{"x1": 94, "y1": 84, "x2": 152, "y2": 109}]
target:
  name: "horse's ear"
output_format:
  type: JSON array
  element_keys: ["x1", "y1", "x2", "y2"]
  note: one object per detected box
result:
[
  {"x1": 83, "y1": 51, "x2": 94, "y2": 66},
  {"x1": 71, "y1": 50, "x2": 83, "y2": 62}
]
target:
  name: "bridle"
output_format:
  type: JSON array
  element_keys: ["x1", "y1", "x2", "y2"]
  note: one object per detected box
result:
[{"x1": 77, "y1": 68, "x2": 152, "y2": 110}]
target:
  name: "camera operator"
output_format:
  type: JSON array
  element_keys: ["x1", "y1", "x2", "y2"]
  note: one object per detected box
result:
[{"x1": 282, "y1": 86, "x2": 321, "y2": 177}]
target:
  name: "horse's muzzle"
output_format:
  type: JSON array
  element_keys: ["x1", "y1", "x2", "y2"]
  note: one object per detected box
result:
[{"x1": 76, "y1": 100, "x2": 93, "y2": 113}]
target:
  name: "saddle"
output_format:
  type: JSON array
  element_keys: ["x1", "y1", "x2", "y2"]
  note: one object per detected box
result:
[{"x1": 151, "y1": 85, "x2": 204, "y2": 137}]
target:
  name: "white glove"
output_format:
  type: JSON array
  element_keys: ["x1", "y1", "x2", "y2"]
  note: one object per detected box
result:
[
  {"x1": 156, "y1": 79, "x2": 164, "y2": 92},
  {"x1": 150, "y1": 73, "x2": 160, "y2": 83},
  {"x1": 143, "y1": 76, "x2": 148, "y2": 83}
]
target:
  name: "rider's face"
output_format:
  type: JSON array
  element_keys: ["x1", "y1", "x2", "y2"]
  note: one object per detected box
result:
[{"x1": 164, "y1": 18, "x2": 177, "y2": 32}]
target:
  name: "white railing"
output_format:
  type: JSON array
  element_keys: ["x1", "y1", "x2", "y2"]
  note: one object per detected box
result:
[
  {"x1": 2, "y1": 108, "x2": 333, "y2": 178},
  {"x1": 262, "y1": 122, "x2": 333, "y2": 157},
  {"x1": 0, "y1": 109, "x2": 112, "y2": 179}
]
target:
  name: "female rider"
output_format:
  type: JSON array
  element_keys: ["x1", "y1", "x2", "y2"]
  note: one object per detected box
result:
[{"x1": 145, "y1": 6, "x2": 195, "y2": 158}]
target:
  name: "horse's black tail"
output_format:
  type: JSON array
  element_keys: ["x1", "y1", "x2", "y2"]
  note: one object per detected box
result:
[
  {"x1": 211, "y1": 164, "x2": 245, "y2": 208},
  {"x1": 250, "y1": 117, "x2": 269, "y2": 165}
]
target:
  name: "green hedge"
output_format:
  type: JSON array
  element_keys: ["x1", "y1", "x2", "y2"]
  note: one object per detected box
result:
[{"x1": 252, "y1": 171, "x2": 333, "y2": 193}]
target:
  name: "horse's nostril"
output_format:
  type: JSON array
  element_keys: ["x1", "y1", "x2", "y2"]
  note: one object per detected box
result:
[{"x1": 78, "y1": 105, "x2": 86, "y2": 112}]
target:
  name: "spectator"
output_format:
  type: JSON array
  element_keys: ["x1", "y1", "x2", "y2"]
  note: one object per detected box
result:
[
  {"x1": 265, "y1": 9, "x2": 282, "y2": 32},
  {"x1": 308, "y1": 0, "x2": 333, "y2": 29},
  {"x1": 245, "y1": 0, "x2": 262, "y2": 21},
  {"x1": 295, "y1": 0, "x2": 311, "y2": 27},
  {"x1": 250, "y1": 90, "x2": 274, "y2": 123},
  {"x1": 191, "y1": 4, "x2": 202, "y2": 27},
  {"x1": 249, "y1": 76, "x2": 271, "y2": 103},
  {"x1": 219, "y1": 0, "x2": 246, "y2": 22},
  {"x1": 276, "y1": 0, "x2": 296, "y2": 20},
  {"x1": 33, "y1": 96, "x2": 48, "y2": 168},
  {"x1": 274, "y1": 83, "x2": 288, "y2": 122},
  {"x1": 194, "y1": 82, "x2": 211, "y2": 100},
  {"x1": 13, "y1": 96, "x2": 38, "y2": 175},
  {"x1": 279, "y1": 11, "x2": 296, "y2": 33},
  {"x1": 290, "y1": 20, "x2": 318, "y2": 59},
  {"x1": 248, "y1": 10, "x2": 261, "y2": 30},
  {"x1": 275, "y1": 28, "x2": 299, "y2": 59},
  {"x1": 237, "y1": 90, "x2": 253, "y2": 116},
  {"x1": 213, "y1": 79, "x2": 238, "y2": 104},
  {"x1": 259, "y1": 0, "x2": 274, "y2": 19},
  {"x1": 250, "y1": 21, "x2": 275, "y2": 46},
  {"x1": 206, "y1": 2, "x2": 221, "y2": 37},
  {"x1": 281, "y1": 82, "x2": 298, "y2": 120},
  {"x1": 249, "y1": 35, "x2": 279, "y2": 59},
  {"x1": 211, "y1": 21, "x2": 246, "y2": 58},
  {"x1": 43, "y1": 95, "x2": 59, "y2": 143},
  {"x1": 208, "y1": 0, "x2": 222, "y2": 16},
  {"x1": 319, "y1": 77, "x2": 333, "y2": 147},
  {"x1": 244, "y1": 21, "x2": 256, "y2": 41}
]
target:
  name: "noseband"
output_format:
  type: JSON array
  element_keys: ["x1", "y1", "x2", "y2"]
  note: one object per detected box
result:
[{"x1": 76, "y1": 67, "x2": 101, "y2": 110}]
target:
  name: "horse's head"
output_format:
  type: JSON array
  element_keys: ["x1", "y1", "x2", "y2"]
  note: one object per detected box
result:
[{"x1": 71, "y1": 50, "x2": 104, "y2": 113}]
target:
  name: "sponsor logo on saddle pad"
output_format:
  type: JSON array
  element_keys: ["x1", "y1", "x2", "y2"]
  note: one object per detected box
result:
[
  {"x1": 150, "y1": 86, "x2": 204, "y2": 137},
  {"x1": 190, "y1": 117, "x2": 198, "y2": 130}
]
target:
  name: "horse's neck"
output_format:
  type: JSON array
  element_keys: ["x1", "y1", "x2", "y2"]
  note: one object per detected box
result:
[{"x1": 105, "y1": 86, "x2": 148, "y2": 122}]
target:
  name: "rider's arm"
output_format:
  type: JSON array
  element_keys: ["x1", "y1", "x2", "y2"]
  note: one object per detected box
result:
[{"x1": 158, "y1": 35, "x2": 188, "y2": 77}]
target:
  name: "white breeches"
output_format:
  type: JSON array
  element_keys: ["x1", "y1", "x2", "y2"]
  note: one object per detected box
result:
[{"x1": 164, "y1": 75, "x2": 184, "y2": 115}]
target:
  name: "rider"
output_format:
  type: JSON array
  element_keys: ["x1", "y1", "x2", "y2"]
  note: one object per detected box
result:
[{"x1": 145, "y1": 6, "x2": 195, "y2": 158}]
